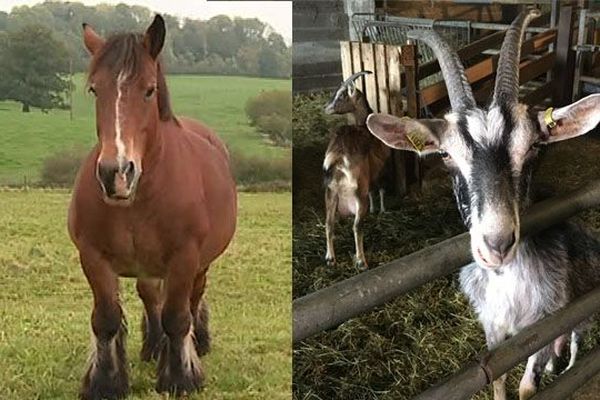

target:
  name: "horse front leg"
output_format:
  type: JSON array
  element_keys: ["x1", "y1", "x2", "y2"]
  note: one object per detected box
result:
[
  {"x1": 156, "y1": 244, "x2": 204, "y2": 395},
  {"x1": 137, "y1": 278, "x2": 164, "y2": 361},
  {"x1": 79, "y1": 251, "x2": 128, "y2": 400}
]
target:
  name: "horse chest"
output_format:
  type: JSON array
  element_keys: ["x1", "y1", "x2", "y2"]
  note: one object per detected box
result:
[{"x1": 104, "y1": 222, "x2": 168, "y2": 278}]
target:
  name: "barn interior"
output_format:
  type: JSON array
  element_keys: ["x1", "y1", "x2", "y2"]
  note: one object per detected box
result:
[{"x1": 293, "y1": 1, "x2": 600, "y2": 399}]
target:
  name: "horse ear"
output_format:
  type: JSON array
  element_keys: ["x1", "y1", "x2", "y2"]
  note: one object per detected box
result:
[
  {"x1": 82, "y1": 23, "x2": 104, "y2": 55},
  {"x1": 144, "y1": 14, "x2": 166, "y2": 60}
]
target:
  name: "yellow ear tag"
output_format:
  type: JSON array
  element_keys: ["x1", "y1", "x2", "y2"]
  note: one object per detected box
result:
[
  {"x1": 406, "y1": 131, "x2": 426, "y2": 152},
  {"x1": 399, "y1": 116, "x2": 426, "y2": 152},
  {"x1": 544, "y1": 107, "x2": 557, "y2": 129}
]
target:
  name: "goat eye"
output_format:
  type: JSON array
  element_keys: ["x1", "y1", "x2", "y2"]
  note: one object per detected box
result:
[
  {"x1": 144, "y1": 86, "x2": 156, "y2": 100},
  {"x1": 88, "y1": 86, "x2": 97, "y2": 96},
  {"x1": 439, "y1": 150, "x2": 450, "y2": 159}
]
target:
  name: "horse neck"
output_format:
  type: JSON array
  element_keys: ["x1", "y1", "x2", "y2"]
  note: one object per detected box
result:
[{"x1": 139, "y1": 118, "x2": 166, "y2": 180}]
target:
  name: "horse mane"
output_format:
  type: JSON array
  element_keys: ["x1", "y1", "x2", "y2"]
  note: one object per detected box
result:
[{"x1": 87, "y1": 33, "x2": 176, "y2": 123}]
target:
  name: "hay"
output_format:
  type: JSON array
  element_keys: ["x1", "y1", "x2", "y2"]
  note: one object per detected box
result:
[{"x1": 292, "y1": 94, "x2": 600, "y2": 399}]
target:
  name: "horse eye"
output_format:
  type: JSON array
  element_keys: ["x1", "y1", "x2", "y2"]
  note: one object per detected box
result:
[
  {"x1": 88, "y1": 86, "x2": 97, "y2": 96},
  {"x1": 144, "y1": 87, "x2": 156, "y2": 100}
]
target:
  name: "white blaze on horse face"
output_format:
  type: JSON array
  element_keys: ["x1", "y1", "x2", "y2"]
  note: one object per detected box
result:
[{"x1": 115, "y1": 69, "x2": 128, "y2": 167}]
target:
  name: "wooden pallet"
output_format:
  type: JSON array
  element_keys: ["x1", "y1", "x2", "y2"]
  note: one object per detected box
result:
[{"x1": 339, "y1": 42, "x2": 403, "y2": 116}]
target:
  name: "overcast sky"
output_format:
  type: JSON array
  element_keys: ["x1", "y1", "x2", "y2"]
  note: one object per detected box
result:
[{"x1": 0, "y1": 0, "x2": 292, "y2": 43}]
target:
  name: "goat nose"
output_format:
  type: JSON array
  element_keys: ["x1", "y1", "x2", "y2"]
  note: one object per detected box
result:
[{"x1": 483, "y1": 231, "x2": 516, "y2": 258}]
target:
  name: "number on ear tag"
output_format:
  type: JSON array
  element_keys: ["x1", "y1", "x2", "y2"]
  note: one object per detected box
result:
[{"x1": 406, "y1": 131, "x2": 426, "y2": 152}]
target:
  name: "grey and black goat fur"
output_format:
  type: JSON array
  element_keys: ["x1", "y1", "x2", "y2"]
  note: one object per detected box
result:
[
  {"x1": 323, "y1": 71, "x2": 392, "y2": 269},
  {"x1": 366, "y1": 8, "x2": 600, "y2": 400}
]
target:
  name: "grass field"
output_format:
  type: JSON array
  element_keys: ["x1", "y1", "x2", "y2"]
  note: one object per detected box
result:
[
  {"x1": 0, "y1": 190, "x2": 291, "y2": 399},
  {"x1": 0, "y1": 74, "x2": 290, "y2": 185}
]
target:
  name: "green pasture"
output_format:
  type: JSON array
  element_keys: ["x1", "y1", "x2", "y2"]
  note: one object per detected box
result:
[
  {"x1": 0, "y1": 74, "x2": 290, "y2": 185},
  {"x1": 0, "y1": 190, "x2": 291, "y2": 399}
]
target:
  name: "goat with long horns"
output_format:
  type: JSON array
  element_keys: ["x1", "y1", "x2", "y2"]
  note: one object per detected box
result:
[
  {"x1": 367, "y1": 9, "x2": 600, "y2": 400},
  {"x1": 322, "y1": 70, "x2": 392, "y2": 269}
]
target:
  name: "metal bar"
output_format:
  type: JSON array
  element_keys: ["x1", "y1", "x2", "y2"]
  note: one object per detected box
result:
[
  {"x1": 293, "y1": 179, "x2": 600, "y2": 343},
  {"x1": 574, "y1": 44, "x2": 600, "y2": 52},
  {"x1": 359, "y1": 17, "x2": 548, "y2": 33},
  {"x1": 414, "y1": 287, "x2": 600, "y2": 400},
  {"x1": 529, "y1": 347, "x2": 600, "y2": 400},
  {"x1": 580, "y1": 75, "x2": 600, "y2": 85}
]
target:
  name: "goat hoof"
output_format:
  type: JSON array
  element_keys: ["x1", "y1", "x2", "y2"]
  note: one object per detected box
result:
[
  {"x1": 325, "y1": 257, "x2": 336, "y2": 267},
  {"x1": 355, "y1": 259, "x2": 368, "y2": 270}
]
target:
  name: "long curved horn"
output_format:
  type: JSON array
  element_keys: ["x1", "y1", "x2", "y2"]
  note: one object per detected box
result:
[
  {"x1": 407, "y1": 29, "x2": 476, "y2": 111},
  {"x1": 342, "y1": 70, "x2": 372, "y2": 87},
  {"x1": 493, "y1": 8, "x2": 541, "y2": 106}
]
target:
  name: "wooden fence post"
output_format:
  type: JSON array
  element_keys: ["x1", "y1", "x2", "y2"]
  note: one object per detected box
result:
[
  {"x1": 401, "y1": 42, "x2": 422, "y2": 195},
  {"x1": 552, "y1": 5, "x2": 576, "y2": 106}
]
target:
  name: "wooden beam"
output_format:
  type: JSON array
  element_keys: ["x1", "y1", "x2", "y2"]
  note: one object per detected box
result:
[
  {"x1": 471, "y1": 53, "x2": 556, "y2": 105},
  {"x1": 375, "y1": 44, "x2": 389, "y2": 114},
  {"x1": 422, "y1": 56, "x2": 499, "y2": 106},
  {"x1": 519, "y1": 29, "x2": 556, "y2": 56},
  {"x1": 361, "y1": 43, "x2": 379, "y2": 112},
  {"x1": 340, "y1": 41, "x2": 353, "y2": 81},
  {"x1": 351, "y1": 42, "x2": 365, "y2": 93},
  {"x1": 400, "y1": 43, "x2": 421, "y2": 193},
  {"x1": 519, "y1": 52, "x2": 556, "y2": 85},
  {"x1": 387, "y1": 46, "x2": 402, "y2": 116},
  {"x1": 552, "y1": 6, "x2": 576, "y2": 106},
  {"x1": 401, "y1": 43, "x2": 419, "y2": 117},
  {"x1": 417, "y1": 30, "x2": 507, "y2": 80},
  {"x1": 522, "y1": 81, "x2": 553, "y2": 106},
  {"x1": 420, "y1": 30, "x2": 556, "y2": 107}
]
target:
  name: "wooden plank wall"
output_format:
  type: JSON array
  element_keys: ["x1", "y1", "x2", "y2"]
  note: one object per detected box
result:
[
  {"x1": 341, "y1": 41, "x2": 409, "y2": 195},
  {"x1": 375, "y1": 1, "x2": 503, "y2": 21},
  {"x1": 293, "y1": 1, "x2": 349, "y2": 93},
  {"x1": 339, "y1": 42, "x2": 402, "y2": 116}
]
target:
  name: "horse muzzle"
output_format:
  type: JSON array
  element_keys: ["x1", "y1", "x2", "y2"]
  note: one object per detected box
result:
[{"x1": 96, "y1": 159, "x2": 140, "y2": 204}]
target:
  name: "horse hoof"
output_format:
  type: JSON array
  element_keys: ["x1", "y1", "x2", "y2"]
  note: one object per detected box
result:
[
  {"x1": 80, "y1": 374, "x2": 129, "y2": 400},
  {"x1": 156, "y1": 367, "x2": 204, "y2": 396}
]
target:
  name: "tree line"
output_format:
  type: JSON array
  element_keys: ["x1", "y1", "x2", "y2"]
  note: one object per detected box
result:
[
  {"x1": 0, "y1": 2, "x2": 290, "y2": 77},
  {"x1": 0, "y1": 2, "x2": 291, "y2": 111}
]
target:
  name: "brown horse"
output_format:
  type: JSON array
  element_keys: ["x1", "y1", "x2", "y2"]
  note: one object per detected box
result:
[{"x1": 68, "y1": 15, "x2": 237, "y2": 399}]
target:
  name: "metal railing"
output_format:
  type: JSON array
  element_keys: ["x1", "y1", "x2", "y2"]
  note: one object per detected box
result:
[{"x1": 351, "y1": 12, "x2": 552, "y2": 89}]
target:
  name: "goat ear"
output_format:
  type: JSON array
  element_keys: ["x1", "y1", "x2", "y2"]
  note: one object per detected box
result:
[
  {"x1": 538, "y1": 94, "x2": 600, "y2": 143},
  {"x1": 82, "y1": 23, "x2": 104, "y2": 55},
  {"x1": 144, "y1": 14, "x2": 166, "y2": 60},
  {"x1": 366, "y1": 114, "x2": 445, "y2": 155}
]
